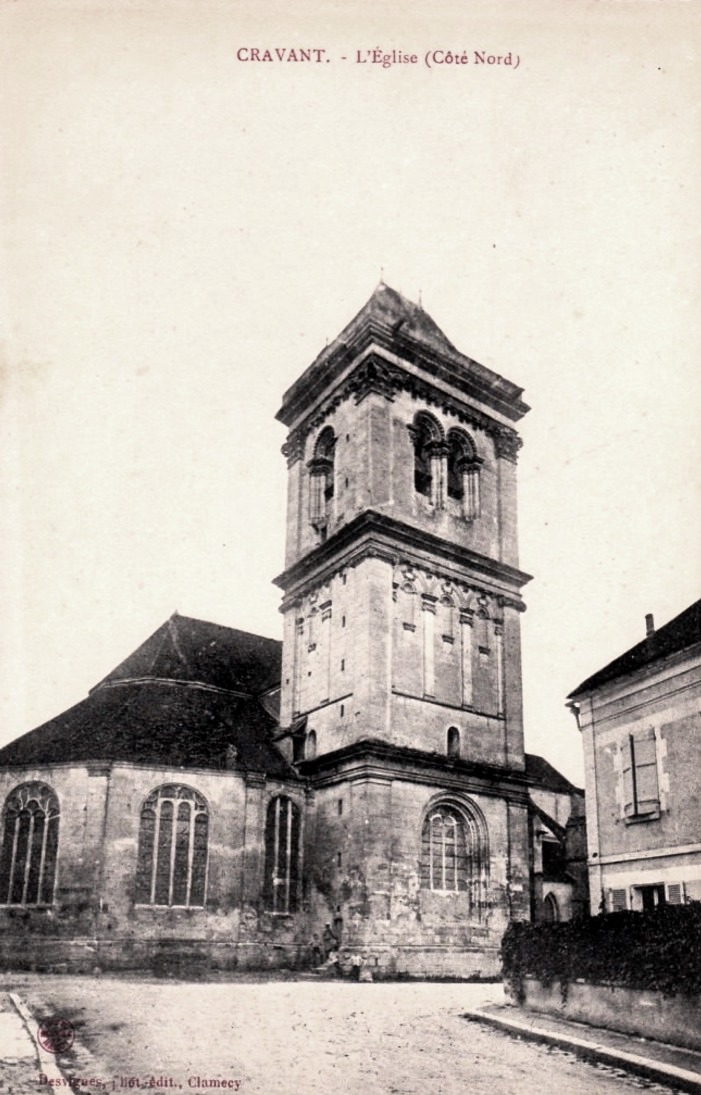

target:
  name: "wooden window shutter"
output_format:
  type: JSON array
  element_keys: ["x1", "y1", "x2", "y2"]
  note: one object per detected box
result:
[
  {"x1": 634, "y1": 728, "x2": 659, "y2": 815},
  {"x1": 621, "y1": 738, "x2": 635, "y2": 817},
  {"x1": 666, "y1": 882, "x2": 685, "y2": 905},
  {"x1": 610, "y1": 887, "x2": 628, "y2": 912}
]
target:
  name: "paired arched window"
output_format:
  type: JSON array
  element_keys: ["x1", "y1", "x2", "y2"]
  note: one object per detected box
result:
[
  {"x1": 309, "y1": 427, "x2": 336, "y2": 537},
  {"x1": 409, "y1": 416, "x2": 481, "y2": 517},
  {"x1": 135, "y1": 785, "x2": 208, "y2": 907},
  {"x1": 263, "y1": 795, "x2": 300, "y2": 914},
  {"x1": 420, "y1": 800, "x2": 488, "y2": 908},
  {"x1": 0, "y1": 782, "x2": 60, "y2": 905}
]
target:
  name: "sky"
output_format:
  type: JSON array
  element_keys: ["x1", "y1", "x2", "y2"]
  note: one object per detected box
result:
[{"x1": 1, "y1": 0, "x2": 700, "y2": 783}]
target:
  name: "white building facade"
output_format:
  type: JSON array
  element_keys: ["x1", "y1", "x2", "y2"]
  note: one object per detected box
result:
[{"x1": 568, "y1": 600, "x2": 701, "y2": 914}]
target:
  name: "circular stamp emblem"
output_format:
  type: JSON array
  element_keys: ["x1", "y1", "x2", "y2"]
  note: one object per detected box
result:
[{"x1": 37, "y1": 1017, "x2": 75, "y2": 1054}]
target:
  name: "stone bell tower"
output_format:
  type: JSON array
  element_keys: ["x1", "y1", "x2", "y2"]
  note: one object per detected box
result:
[{"x1": 274, "y1": 284, "x2": 533, "y2": 977}]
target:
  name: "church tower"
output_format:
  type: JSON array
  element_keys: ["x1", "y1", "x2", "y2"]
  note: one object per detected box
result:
[{"x1": 275, "y1": 284, "x2": 532, "y2": 976}]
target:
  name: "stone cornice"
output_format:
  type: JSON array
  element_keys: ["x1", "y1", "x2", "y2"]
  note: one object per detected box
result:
[
  {"x1": 296, "y1": 737, "x2": 531, "y2": 805},
  {"x1": 278, "y1": 313, "x2": 528, "y2": 427},
  {"x1": 273, "y1": 510, "x2": 532, "y2": 605},
  {"x1": 281, "y1": 349, "x2": 524, "y2": 467}
]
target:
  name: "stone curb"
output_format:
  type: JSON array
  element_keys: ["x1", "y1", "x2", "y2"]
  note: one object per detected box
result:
[
  {"x1": 9, "y1": 992, "x2": 71, "y2": 1090},
  {"x1": 461, "y1": 1008, "x2": 701, "y2": 1094}
]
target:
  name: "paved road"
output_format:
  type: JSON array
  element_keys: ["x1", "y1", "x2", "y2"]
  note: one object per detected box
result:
[{"x1": 5, "y1": 975, "x2": 676, "y2": 1095}]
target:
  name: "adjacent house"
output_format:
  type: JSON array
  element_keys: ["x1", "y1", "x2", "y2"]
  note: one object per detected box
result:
[{"x1": 568, "y1": 599, "x2": 701, "y2": 914}]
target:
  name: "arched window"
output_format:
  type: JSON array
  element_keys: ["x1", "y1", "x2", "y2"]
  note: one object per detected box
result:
[
  {"x1": 309, "y1": 427, "x2": 336, "y2": 537},
  {"x1": 0, "y1": 782, "x2": 59, "y2": 905},
  {"x1": 420, "y1": 801, "x2": 488, "y2": 909},
  {"x1": 446, "y1": 428, "x2": 481, "y2": 518},
  {"x1": 305, "y1": 729, "x2": 317, "y2": 760},
  {"x1": 447, "y1": 726, "x2": 460, "y2": 758},
  {"x1": 135, "y1": 785, "x2": 208, "y2": 907},
  {"x1": 542, "y1": 892, "x2": 560, "y2": 923},
  {"x1": 409, "y1": 412, "x2": 444, "y2": 504},
  {"x1": 263, "y1": 796, "x2": 300, "y2": 914}
]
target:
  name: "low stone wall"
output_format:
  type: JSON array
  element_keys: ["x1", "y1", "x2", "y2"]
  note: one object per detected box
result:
[
  {"x1": 0, "y1": 937, "x2": 308, "y2": 976},
  {"x1": 510, "y1": 976, "x2": 701, "y2": 1052},
  {"x1": 393, "y1": 944, "x2": 500, "y2": 980}
]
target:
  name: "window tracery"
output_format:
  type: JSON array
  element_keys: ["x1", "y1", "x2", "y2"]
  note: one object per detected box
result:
[
  {"x1": 0, "y1": 782, "x2": 60, "y2": 906},
  {"x1": 263, "y1": 796, "x2": 300, "y2": 914},
  {"x1": 419, "y1": 800, "x2": 488, "y2": 913},
  {"x1": 135, "y1": 785, "x2": 208, "y2": 907}
]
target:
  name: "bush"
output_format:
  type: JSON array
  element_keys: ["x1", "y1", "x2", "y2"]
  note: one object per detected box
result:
[{"x1": 501, "y1": 902, "x2": 701, "y2": 999}]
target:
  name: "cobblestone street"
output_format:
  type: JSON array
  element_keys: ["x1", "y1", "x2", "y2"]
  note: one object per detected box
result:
[{"x1": 1, "y1": 975, "x2": 679, "y2": 1095}]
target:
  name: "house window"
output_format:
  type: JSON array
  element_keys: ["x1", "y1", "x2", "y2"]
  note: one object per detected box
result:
[
  {"x1": 622, "y1": 729, "x2": 660, "y2": 819},
  {"x1": 305, "y1": 729, "x2": 317, "y2": 760},
  {"x1": 637, "y1": 883, "x2": 666, "y2": 911},
  {"x1": 263, "y1": 796, "x2": 300, "y2": 914},
  {"x1": 0, "y1": 782, "x2": 60, "y2": 906},
  {"x1": 308, "y1": 427, "x2": 336, "y2": 533},
  {"x1": 447, "y1": 727, "x2": 460, "y2": 758},
  {"x1": 135, "y1": 785, "x2": 208, "y2": 907}
]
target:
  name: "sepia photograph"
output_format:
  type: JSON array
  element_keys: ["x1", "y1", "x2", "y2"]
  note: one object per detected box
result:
[{"x1": 0, "y1": 1, "x2": 700, "y2": 1092}]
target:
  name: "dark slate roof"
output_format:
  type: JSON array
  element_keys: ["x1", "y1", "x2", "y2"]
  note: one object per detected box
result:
[
  {"x1": 0, "y1": 616, "x2": 294, "y2": 777},
  {"x1": 95, "y1": 614, "x2": 282, "y2": 695},
  {"x1": 351, "y1": 283, "x2": 461, "y2": 355},
  {"x1": 525, "y1": 753, "x2": 583, "y2": 796},
  {"x1": 277, "y1": 282, "x2": 529, "y2": 427},
  {"x1": 568, "y1": 597, "x2": 701, "y2": 699}
]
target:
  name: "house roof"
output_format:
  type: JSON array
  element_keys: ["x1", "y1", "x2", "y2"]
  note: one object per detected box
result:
[
  {"x1": 0, "y1": 616, "x2": 294, "y2": 778},
  {"x1": 525, "y1": 753, "x2": 583, "y2": 796},
  {"x1": 568, "y1": 597, "x2": 701, "y2": 699}
]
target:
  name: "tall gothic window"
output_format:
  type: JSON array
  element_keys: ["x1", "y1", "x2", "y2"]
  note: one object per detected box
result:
[
  {"x1": 263, "y1": 796, "x2": 300, "y2": 914},
  {"x1": 309, "y1": 427, "x2": 336, "y2": 537},
  {"x1": 135, "y1": 785, "x2": 208, "y2": 907},
  {"x1": 420, "y1": 801, "x2": 488, "y2": 910},
  {"x1": 421, "y1": 806, "x2": 469, "y2": 892},
  {"x1": 0, "y1": 783, "x2": 60, "y2": 905}
]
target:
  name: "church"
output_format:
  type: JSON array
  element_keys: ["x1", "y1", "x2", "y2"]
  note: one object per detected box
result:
[{"x1": 0, "y1": 285, "x2": 585, "y2": 977}]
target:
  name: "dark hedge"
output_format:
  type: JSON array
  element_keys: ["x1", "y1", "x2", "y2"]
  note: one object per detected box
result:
[{"x1": 501, "y1": 903, "x2": 701, "y2": 1000}]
